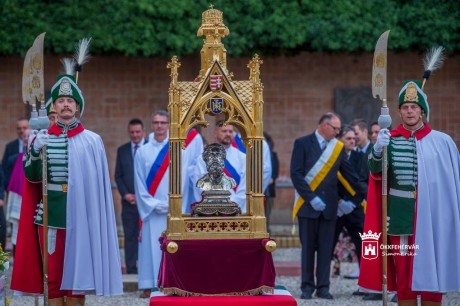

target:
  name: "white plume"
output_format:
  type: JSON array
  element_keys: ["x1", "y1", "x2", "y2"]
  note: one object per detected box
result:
[
  {"x1": 61, "y1": 58, "x2": 76, "y2": 76},
  {"x1": 74, "y1": 37, "x2": 92, "y2": 67},
  {"x1": 423, "y1": 46, "x2": 445, "y2": 73}
]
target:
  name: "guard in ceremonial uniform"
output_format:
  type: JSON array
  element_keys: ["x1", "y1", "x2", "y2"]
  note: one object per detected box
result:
[
  {"x1": 11, "y1": 62, "x2": 123, "y2": 305},
  {"x1": 359, "y1": 79, "x2": 460, "y2": 306}
]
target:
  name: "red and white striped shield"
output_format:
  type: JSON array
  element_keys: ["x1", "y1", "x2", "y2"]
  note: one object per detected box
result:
[{"x1": 210, "y1": 75, "x2": 223, "y2": 91}]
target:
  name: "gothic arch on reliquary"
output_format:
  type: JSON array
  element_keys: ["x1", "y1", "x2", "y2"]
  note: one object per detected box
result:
[{"x1": 165, "y1": 6, "x2": 269, "y2": 240}]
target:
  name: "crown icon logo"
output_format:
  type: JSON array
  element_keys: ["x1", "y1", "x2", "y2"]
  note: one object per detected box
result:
[{"x1": 359, "y1": 230, "x2": 381, "y2": 241}]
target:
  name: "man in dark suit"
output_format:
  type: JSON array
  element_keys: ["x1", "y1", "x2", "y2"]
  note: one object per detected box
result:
[
  {"x1": 291, "y1": 113, "x2": 359, "y2": 300},
  {"x1": 351, "y1": 119, "x2": 373, "y2": 198},
  {"x1": 2, "y1": 118, "x2": 29, "y2": 190},
  {"x1": 115, "y1": 118, "x2": 147, "y2": 274},
  {"x1": 332, "y1": 125, "x2": 365, "y2": 280}
]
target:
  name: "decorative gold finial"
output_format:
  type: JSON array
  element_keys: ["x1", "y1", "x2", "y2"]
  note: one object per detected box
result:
[
  {"x1": 199, "y1": 5, "x2": 226, "y2": 28},
  {"x1": 167, "y1": 56, "x2": 181, "y2": 86},
  {"x1": 265, "y1": 240, "x2": 277, "y2": 252},
  {"x1": 196, "y1": 6, "x2": 230, "y2": 80},
  {"x1": 248, "y1": 54, "x2": 263, "y2": 83},
  {"x1": 166, "y1": 241, "x2": 179, "y2": 254}
]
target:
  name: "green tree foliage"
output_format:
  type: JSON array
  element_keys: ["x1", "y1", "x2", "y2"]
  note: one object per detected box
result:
[{"x1": 1, "y1": 0, "x2": 458, "y2": 57}]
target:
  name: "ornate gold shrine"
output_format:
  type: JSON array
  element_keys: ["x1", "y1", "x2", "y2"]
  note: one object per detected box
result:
[{"x1": 166, "y1": 6, "x2": 268, "y2": 240}]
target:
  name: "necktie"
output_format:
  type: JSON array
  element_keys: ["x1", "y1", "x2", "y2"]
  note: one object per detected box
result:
[
  {"x1": 322, "y1": 140, "x2": 328, "y2": 151},
  {"x1": 134, "y1": 144, "x2": 139, "y2": 155}
]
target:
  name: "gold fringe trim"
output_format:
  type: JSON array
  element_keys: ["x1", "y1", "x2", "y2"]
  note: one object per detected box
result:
[{"x1": 160, "y1": 285, "x2": 274, "y2": 297}]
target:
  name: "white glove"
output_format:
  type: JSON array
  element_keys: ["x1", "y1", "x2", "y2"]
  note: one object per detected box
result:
[
  {"x1": 32, "y1": 129, "x2": 49, "y2": 152},
  {"x1": 154, "y1": 202, "x2": 169, "y2": 214},
  {"x1": 310, "y1": 196, "x2": 326, "y2": 211},
  {"x1": 337, "y1": 204, "x2": 345, "y2": 217},
  {"x1": 338, "y1": 200, "x2": 355, "y2": 215},
  {"x1": 373, "y1": 128, "x2": 390, "y2": 155},
  {"x1": 28, "y1": 130, "x2": 39, "y2": 153}
]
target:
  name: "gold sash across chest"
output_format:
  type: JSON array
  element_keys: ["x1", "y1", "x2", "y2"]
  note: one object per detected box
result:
[{"x1": 292, "y1": 139, "x2": 346, "y2": 220}]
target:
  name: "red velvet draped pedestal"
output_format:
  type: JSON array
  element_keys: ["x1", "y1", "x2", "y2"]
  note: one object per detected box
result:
[
  {"x1": 157, "y1": 236, "x2": 276, "y2": 296},
  {"x1": 149, "y1": 294, "x2": 297, "y2": 306}
]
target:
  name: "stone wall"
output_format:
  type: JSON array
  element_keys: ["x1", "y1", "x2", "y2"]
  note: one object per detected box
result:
[{"x1": 1, "y1": 52, "x2": 458, "y2": 222}]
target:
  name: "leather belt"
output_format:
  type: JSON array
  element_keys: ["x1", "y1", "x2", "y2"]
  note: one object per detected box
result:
[
  {"x1": 389, "y1": 188, "x2": 416, "y2": 199},
  {"x1": 48, "y1": 183, "x2": 68, "y2": 193}
]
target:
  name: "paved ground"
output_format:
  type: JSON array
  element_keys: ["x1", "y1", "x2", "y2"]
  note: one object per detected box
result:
[{"x1": 5, "y1": 248, "x2": 460, "y2": 305}]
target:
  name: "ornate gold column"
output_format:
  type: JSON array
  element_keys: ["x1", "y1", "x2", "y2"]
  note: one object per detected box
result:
[
  {"x1": 248, "y1": 54, "x2": 266, "y2": 233},
  {"x1": 167, "y1": 56, "x2": 183, "y2": 233}
]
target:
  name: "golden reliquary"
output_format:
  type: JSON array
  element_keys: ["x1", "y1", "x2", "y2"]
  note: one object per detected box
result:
[{"x1": 166, "y1": 5, "x2": 271, "y2": 242}]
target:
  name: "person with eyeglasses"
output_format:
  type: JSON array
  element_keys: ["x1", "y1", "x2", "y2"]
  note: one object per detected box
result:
[
  {"x1": 135, "y1": 110, "x2": 170, "y2": 298},
  {"x1": 327, "y1": 122, "x2": 342, "y2": 133},
  {"x1": 134, "y1": 110, "x2": 203, "y2": 297},
  {"x1": 291, "y1": 112, "x2": 359, "y2": 300}
]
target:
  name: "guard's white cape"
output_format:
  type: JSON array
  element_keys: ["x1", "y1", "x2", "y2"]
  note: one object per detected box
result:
[
  {"x1": 413, "y1": 130, "x2": 460, "y2": 292},
  {"x1": 62, "y1": 130, "x2": 123, "y2": 295},
  {"x1": 192, "y1": 146, "x2": 247, "y2": 212}
]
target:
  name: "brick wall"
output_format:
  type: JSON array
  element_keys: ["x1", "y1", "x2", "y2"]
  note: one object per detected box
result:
[{"x1": 1, "y1": 52, "x2": 459, "y2": 221}]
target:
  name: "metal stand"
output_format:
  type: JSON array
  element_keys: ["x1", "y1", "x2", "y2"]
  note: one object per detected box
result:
[
  {"x1": 378, "y1": 102, "x2": 392, "y2": 306},
  {"x1": 30, "y1": 104, "x2": 50, "y2": 306}
]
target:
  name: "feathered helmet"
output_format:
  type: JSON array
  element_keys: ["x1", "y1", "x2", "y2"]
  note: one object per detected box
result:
[
  {"x1": 51, "y1": 38, "x2": 91, "y2": 116},
  {"x1": 398, "y1": 47, "x2": 445, "y2": 122}
]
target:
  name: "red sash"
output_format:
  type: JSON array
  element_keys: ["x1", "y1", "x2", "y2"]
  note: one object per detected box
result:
[
  {"x1": 146, "y1": 129, "x2": 199, "y2": 197},
  {"x1": 139, "y1": 130, "x2": 199, "y2": 240}
]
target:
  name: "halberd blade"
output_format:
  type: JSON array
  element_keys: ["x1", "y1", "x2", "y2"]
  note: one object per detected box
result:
[
  {"x1": 22, "y1": 32, "x2": 46, "y2": 108},
  {"x1": 372, "y1": 30, "x2": 390, "y2": 101}
]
